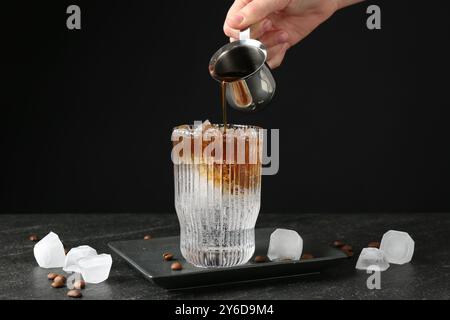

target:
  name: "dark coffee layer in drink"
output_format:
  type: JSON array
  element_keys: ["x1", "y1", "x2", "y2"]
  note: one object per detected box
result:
[{"x1": 172, "y1": 122, "x2": 262, "y2": 191}]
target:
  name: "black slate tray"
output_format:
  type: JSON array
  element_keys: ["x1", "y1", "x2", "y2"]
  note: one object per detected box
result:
[{"x1": 108, "y1": 228, "x2": 347, "y2": 289}]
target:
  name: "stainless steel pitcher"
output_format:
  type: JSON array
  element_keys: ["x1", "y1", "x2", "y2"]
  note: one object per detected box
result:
[{"x1": 209, "y1": 29, "x2": 276, "y2": 112}]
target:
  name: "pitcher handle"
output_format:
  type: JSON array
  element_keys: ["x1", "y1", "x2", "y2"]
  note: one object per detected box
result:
[{"x1": 240, "y1": 28, "x2": 251, "y2": 40}]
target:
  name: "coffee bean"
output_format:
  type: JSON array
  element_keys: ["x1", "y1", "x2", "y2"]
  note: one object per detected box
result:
[
  {"x1": 67, "y1": 289, "x2": 82, "y2": 298},
  {"x1": 341, "y1": 244, "x2": 354, "y2": 257},
  {"x1": 254, "y1": 255, "x2": 268, "y2": 263},
  {"x1": 29, "y1": 234, "x2": 39, "y2": 242},
  {"x1": 47, "y1": 273, "x2": 58, "y2": 280},
  {"x1": 55, "y1": 274, "x2": 66, "y2": 281},
  {"x1": 163, "y1": 253, "x2": 174, "y2": 261},
  {"x1": 171, "y1": 262, "x2": 182, "y2": 271},
  {"x1": 332, "y1": 240, "x2": 345, "y2": 248},
  {"x1": 74, "y1": 280, "x2": 86, "y2": 290},
  {"x1": 343, "y1": 250, "x2": 354, "y2": 257},
  {"x1": 301, "y1": 253, "x2": 314, "y2": 260},
  {"x1": 51, "y1": 280, "x2": 65, "y2": 288},
  {"x1": 341, "y1": 244, "x2": 353, "y2": 251},
  {"x1": 54, "y1": 275, "x2": 66, "y2": 284},
  {"x1": 368, "y1": 241, "x2": 380, "y2": 249},
  {"x1": 143, "y1": 235, "x2": 153, "y2": 240}
]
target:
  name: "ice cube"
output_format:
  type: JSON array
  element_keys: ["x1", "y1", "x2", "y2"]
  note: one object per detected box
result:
[
  {"x1": 202, "y1": 120, "x2": 212, "y2": 131},
  {"x1": 194, "y1": 120, "x2": 213, "y2": 133},
  {"x1": 33, "y1": 232, "x2": 66, "y2": 268},
  {"x1": 63, "y1": 245, "x2": 98, "y2": 273},
  {"x1": 267, "y1": 229, "x2": 303, "y2": 261},
  {"x1": 380, "y1": 230, "x2": 415, "y2": 264},
  {"x1": 355, "y1": 248, "x2": 390, "y2": 271},
  {"x1": 193, "y1": 120, "x2": 204, "y2": 135},
  {"x1": 78, "y1": 254, "x2": 112, "y2": 284}
]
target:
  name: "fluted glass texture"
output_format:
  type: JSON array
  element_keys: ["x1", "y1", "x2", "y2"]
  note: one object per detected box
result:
[{"x1": 172, "y1": 124, "x2": 263, "y2": 267}]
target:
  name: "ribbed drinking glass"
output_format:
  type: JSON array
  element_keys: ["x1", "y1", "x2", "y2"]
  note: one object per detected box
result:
[{"x1": 172, "y1": 123, "x2": 263, "y2": 267}]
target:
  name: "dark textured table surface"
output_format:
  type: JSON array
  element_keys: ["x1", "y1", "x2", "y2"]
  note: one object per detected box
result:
[{"x1": 1, "y1": 213, "x2": 449, "y2": 300}]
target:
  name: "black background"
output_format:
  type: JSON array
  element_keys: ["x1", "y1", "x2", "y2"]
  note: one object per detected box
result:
[{"x1": 1, "y1": 0, "x2": 449, "y2": 214}]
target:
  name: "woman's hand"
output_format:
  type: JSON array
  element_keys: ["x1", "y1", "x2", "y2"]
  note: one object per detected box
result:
[{"x1": 224, "y1": 0, "x2": 364, "y2": 68}]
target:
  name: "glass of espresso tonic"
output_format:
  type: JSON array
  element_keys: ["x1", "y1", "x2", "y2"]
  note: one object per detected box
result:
[{"x1": 171, "y1": 121, "x2": 263, "y2": 267}]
